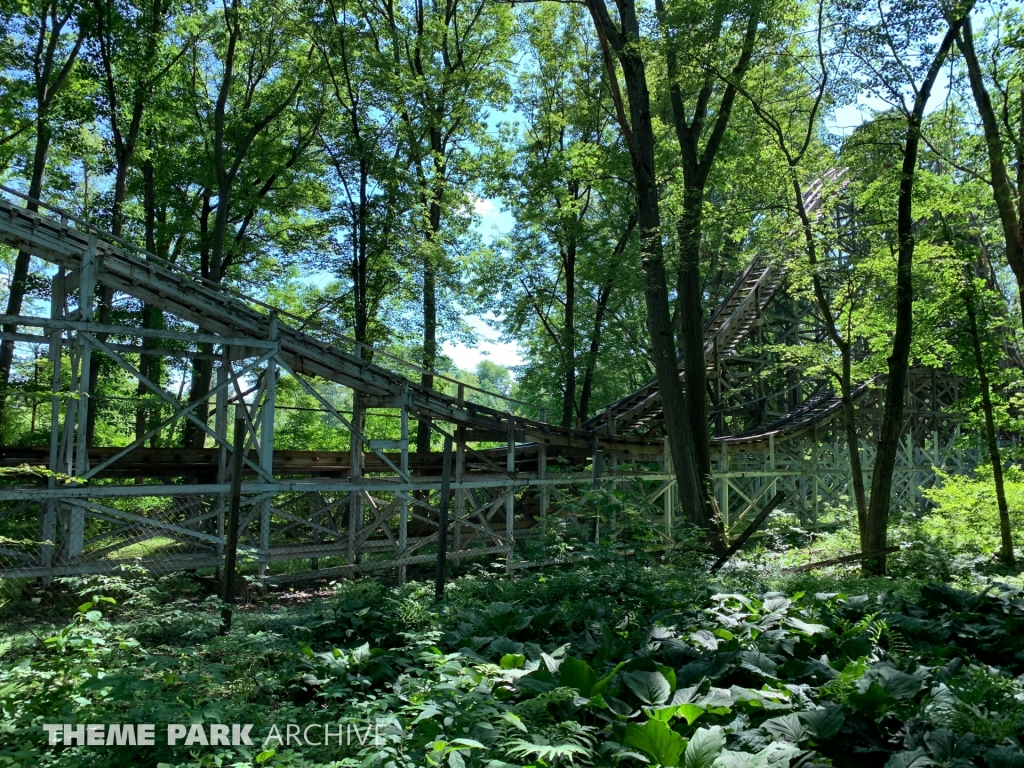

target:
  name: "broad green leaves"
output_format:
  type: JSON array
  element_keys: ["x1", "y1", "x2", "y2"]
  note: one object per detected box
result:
[
  {"x1": 625, "y1": 719, "x2": 688, "y2": 767},
  {"x1": 683, "y1": 726, "x2": 725, "y2": 768},
  {"x1": 559, "y1": 656, "x2": 597, "y2": 696},
  {"x1": 624, "y1": 670, "x2": 673, "y2": 706}
]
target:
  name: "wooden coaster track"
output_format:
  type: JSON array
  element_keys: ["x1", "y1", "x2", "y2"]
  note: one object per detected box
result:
[
  {"x1": 0, "y1": 171, "x2": 989, "y2": 581},
  {"x1": 585, "y1": 173, "x2": 837, "y2": 436}
]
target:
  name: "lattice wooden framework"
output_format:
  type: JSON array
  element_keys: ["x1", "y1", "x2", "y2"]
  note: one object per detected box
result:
[{"x1": 0, "y1": 173, "x2": 1007, "y2": 582}]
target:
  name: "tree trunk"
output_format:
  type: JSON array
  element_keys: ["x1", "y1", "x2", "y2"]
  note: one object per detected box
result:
[
  {"x1": 956, "y1": 17, "x2": 1024, "y2": 327},
  {"x1": 137, "y1": 155, "x2": 163, "y2": 443},
  {"x1": 416, "y1": 192, "x2": 442, "y2": 454},
  {"x1": 863, "y1": 19, "x2": 966, "y2": 575},
  {"x1": 561, "y1": 239, "x2": 577, "y2": 428},
  {"x1": 579, "y1": 282, "x2": 612, "y2": 422},
  {"x1": 0, "y1": 119, "x2": 51, "y2": 432},
  {"x1": 184, "y1": 195, "x2": 215, "y2": 448},
  {"x1": 415, "y1": 123, "x2": 445, "y2": 454},
  {"x1": 85, "y1": 153, "x2": 129, "y2": 446},
  {"x1": 677, "y1": 192, "x2": 712, "y2": 489},
  {"x1": 841, "y1": 351, "x2": 869, "y2": 546},
  {"x1": 585, "y1": 0, "x2": 721, "y2": 551},
  {"x1": 963, "y1": 275, "x2": 1015, "y2": 565},
  {"x1": 790, "y1": 175, "x2": 870, "y2": 545},
  {"x1": 579, "y1": 214, "x2": 635, "y2": 421}
]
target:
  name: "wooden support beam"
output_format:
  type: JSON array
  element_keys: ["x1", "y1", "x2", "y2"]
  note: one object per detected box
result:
[
  {"x1": 434, "y1": 436, "x2": 453, "y2": 601},
  {"x1": 781, "y1": 546, "x2": 900, "y2": 574},
  {"x1": 711, "y1": 490, "x2": 786, "y2": 573}
]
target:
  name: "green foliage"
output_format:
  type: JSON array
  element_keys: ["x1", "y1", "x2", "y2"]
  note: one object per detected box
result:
[
  {"x1": 3, "y1": 562, "x2": 1024, "y2": 768},
  {"x1": 921, "y1": 471, "x2": 1024, "y2": 560}
]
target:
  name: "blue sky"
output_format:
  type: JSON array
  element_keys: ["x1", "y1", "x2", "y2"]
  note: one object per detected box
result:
[{"x1": 442, "y1": 196, "x2": 521, "y2": 372}]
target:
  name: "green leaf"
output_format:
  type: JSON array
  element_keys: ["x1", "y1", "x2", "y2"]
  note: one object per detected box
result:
[
  {"x1": 676, "y1": 703, "x2": 706, "y2": 725},
  {"x1": 885, "y1": 749, "x2": 935, "y2": 768},
  {"x1": 739, "y1": 651, "x2": 777, "y2": 679},
  {"x1": 856, "y1": 665, "x2": 926, "y2": 701},
  {"x1": 501, "y1": 712, "x2": 527, "y2": 733},
  {"x1": 559, "y1": 657, "x2": 598, "y2": 697},
  {"x1": 762, "y1": 714, "x2": 807, "y2": 743},
  {"x1": 591, "y1": 661, "x2": 627, "y2": 697},
  {"x1": 643, "y1": 702, "x2": 705, "y2": 725},
  {"x1": 925, "y1": 729, "x2": 983, "y2": 762},
  {"x1": 985, "y1": 746, "x2": 1024, "y2": 768},
  {"x1": 691, "y1": 629, "x2": 720, "y2": 651},
  {"x1": 625, "y1": 719, "x2": 687, "y2": 767},
  {"x1": 683, "y1": 726, "x2": 725, "y2": 768},
  {"x1": 763, "y1": 597, "x2": 791, "y2": 613},
  {"x1": 517, "y1": 668, "x2": 557, "y2": 695},
  {"x1": 500, "y1": 653, "x2": 526, "y2": 669},
  {"x1": 798, "y1": 706, "x2": 845, "y2": 741},
  {"x1": 784, "y1": 617, "x2": 828, "y2": 635},
  {"x1": 645, "y1": 705, "x2": 681, "y2": 722},
  {"x1": 713, "y1": 743, "x2": 801, "y2": 767},
  {"x1": 658, "y1": 664, "x2": 678, "y2": 692},
  {"x1": 624, "y1": 670, "x2": 672, "y2": 705}
]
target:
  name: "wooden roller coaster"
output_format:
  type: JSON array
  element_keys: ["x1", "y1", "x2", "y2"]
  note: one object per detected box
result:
[{"x1": 0, "y1": 176, "x2": 990, "y2": 582}]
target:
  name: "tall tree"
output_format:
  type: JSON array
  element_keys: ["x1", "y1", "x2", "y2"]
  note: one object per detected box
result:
[
  {"x1": 374, "y1": 0, "x2": 511, "y2": 453},
  {"x1": 584, "y1": 0, "x2": 715, "y2": 546},
  {"x1": 726, "y1": 0, "x2": 873, "y2": 542},
  {"x1": 85, "y1": 0, "x2": 186, "y2": 445},
  {"x1": 0, "y1": 0, "x2": 87, "y2": 417},
  {"x1": 484, "y1": 4, "x2": 637, "y2": 428},
  {"x1": 955, "y1": 12, "x2": 1024, "y2": 326},
  {"x1": 179, "y1": 0, "x2": 323, "y2": 447},
  {"x1": 842, "y1": 0, "x2": 976, "y2": 573},
  {"x1": 655, "y1": 0, "x2": 764, "y2": 497}
]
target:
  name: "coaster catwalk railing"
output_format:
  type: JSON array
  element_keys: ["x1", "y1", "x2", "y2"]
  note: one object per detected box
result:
[{"x1": 0, "y1": 188, "x2": 665, "y2": 583}]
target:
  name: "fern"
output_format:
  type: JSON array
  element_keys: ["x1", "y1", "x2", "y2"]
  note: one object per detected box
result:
[
  {"x1": 503, "y1": 739, "x2": 593, "y2": 765},
  {"x1": 503, "y1": 722, "x2": 597, "y2": 765}
]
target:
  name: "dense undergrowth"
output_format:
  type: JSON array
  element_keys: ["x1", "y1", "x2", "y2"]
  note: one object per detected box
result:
[{"x1": 1, "y1": 539, "x2": 1023, "y2": 768}]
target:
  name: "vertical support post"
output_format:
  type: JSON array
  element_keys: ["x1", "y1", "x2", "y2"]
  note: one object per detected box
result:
[
  {"x1": 74, "y1": 235, "x2": 96, "y2": 476},
  {"x1": 42, "y1": 268, "x2": 65, "y2": 581},
  {"x1": 258, "y1": 312, "x2": 277, "y2": 579},
  {"x1": 719, "y1": 441, "x2": 729, "y2": 531},
  {"x1": 506, "y1": 416, "x2": 515, "y2": 574},
  {"x1": 768, "y1": 432, "x2": 777, "y2": 502},
  {"x1": 664, "y1": 437, "x2": 673, "y2": 537},
  {"x1": 215, "y1": 349, "x2": 228, "y2": 562},
  {"x1": 60, "y1": 343, "x2": 78, "y2": 476},
  {"x1": 454, "y1": 384, "x2": 465, "y2": 563},
  {"x1": 812, "y1": 420, "x2": 819, "y2": 527},
  {"x1": 434, "y1": 435, "x2": 453, "y2": 601},
  {"x1": 538, "y1": 408, "x2": 548, "y2": 537},
  {"x1": 221, "y1": 413, "x2": 246, "y2": 633},
  {"x1": 591, "y1": 440, "x2": 603, "y2": 544},
  {"x1": 311, "y1": 492, "x2": 321, "y2": 571},
  {"x1": 606, "y1": 405, "x2": 617, "y2": 476},
  {"x1": 67, "y1": 235, "x2": 97, "y2": 561},
  {"x1": 398, "y1": 382, "x2": 409, "y2": 585},
  {"x1": 347, "y1": 390, "x2": 362, "y2": 568}
]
